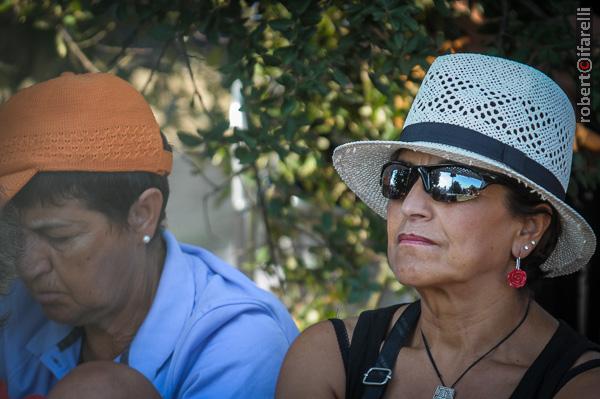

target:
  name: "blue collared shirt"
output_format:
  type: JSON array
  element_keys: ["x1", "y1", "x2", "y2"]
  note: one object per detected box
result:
[{"x1": 0, "y1": 230, "x2": 299, "y2": 398}]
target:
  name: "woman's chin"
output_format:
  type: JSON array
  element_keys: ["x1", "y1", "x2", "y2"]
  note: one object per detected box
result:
[
  {"x1": 392, "y1": 266, "x2": 429, "y2": 287},
  {"x1": 40, "y1": 304, "x2": 82, "y2": 325},
  {"x1": 390, "y1": 262, "x2": 449, "y2": 288}
]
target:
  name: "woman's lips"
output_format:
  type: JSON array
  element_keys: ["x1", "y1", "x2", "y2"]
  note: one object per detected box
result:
[
  {"x1": 397, "y1": 233, "x2": 435, "y2": 245},
  {"x1": 34, "y1": 291, "x2": 64, "y2": 303}
]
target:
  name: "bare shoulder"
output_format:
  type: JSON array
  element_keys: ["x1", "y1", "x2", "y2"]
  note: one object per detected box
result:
[
  {"x1": 275, "y1": 320, "x2": 347, "y2": 399},
  {"x1": 275, "y1": 304, "x2": 411, "y2": 399},
  {"x1": 553, "y1": 351, "x2": 600, "y2": 399}
]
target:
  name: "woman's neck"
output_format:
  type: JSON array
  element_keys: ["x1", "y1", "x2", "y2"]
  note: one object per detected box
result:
[
  {"x1": 81, "y1": 239, "x2": 166, "y2": 362},
  {"x1": 416, "y1": 282, "x2": 530, "y2": 355}
]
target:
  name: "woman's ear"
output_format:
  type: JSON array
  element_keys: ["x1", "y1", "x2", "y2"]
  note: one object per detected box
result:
[
  {"x1": 127, "y1": 188, "x2": 164, "y2": 239},
  {"x1": 512, "y1": 203, "x2": 553, "y2": 258}
]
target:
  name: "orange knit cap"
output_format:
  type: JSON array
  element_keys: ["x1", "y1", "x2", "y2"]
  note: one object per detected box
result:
[{"x1": 0, "y1": 72, "x2": 173, "y2": 207}]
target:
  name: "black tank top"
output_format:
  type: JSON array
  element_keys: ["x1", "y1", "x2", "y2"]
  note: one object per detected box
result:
[{"x1": 330, "y1": 302, "x2": 600, "y2": 399}]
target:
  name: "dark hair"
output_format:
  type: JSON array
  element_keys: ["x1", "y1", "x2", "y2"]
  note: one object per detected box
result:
[
  {"x1": 0, "y1": 205, "x2": 19, "y2": 295},
  {"x1": 0, "y1": 205, "x2": 22, "y2": 325},
  {"x1": 503, "y1": 181, "x2": 561, "y2": 284},
  {"x1": 10, "y1": 172, "x2": 170, "y2": 231}
]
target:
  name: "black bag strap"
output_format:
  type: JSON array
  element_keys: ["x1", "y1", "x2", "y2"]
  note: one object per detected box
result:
[
  {"x1": 538, "y1": 322, "x2": 600, "y2": 398},
  {"x1": 556, "y1": 358, "x2": 600, "y2": 392},
  {"x1": 346, "y1": 304, "x2": 404, "y2": 399},
  {"x1": 330, "y1": 318, "x2": 351, "y2": 373},
  {"x1": 360, "y1": 301, "x2": 421, "y2": 399},
  {"x1": 510, "y1": 320, "x2": 600, "y2": 398}
]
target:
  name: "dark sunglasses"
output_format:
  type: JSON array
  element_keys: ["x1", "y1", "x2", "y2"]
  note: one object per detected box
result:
[{"x1": 380, "y1": 161, "x2": 506, "y2": 203}]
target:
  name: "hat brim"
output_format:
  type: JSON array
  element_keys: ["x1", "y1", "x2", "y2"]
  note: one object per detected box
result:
[
  {"x1": 333, "y1": 140, "x2": 596, "y2": 277},
  {"x1": 0, "y1": 169, "x2": 37, "y2": 208}
]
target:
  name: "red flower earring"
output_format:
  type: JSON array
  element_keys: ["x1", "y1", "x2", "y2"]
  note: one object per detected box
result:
[
  {"x1": 507, "y1": 257, "x2": 527, "y2": 288},
  {"x1": 507, "y1": 241, "x2": 535, "y2": 288}
]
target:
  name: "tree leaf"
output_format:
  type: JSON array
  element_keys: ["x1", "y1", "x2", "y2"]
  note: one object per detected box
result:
[
  {"x1": 332, "y1": 68, "x2": 351, "y2": 87},
  {"x1": 262, "y1": 54, "x2": 282, "y2": 66},
  {"x1": 269, "y1": 18, "x2": 295, "y2": 31},
  {"x1": 177, "y1": 131, "x2": 203, "y2": 147},
  {"x1": 234, "y1": 145, "x2": 257, "y2": 164}
]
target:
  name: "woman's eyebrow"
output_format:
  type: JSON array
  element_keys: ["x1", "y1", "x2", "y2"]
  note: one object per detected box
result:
[{"x1": 26, "y1": 220, "x2": 79, "y2": 232}]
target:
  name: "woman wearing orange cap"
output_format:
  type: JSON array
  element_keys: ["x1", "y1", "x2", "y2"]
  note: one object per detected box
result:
[
  {"x1": 0, "y1": 72, "x2": 298, "y2": 398},
  {"x1": 276, "y1": 54, "x2": 600, "y2": 399}
]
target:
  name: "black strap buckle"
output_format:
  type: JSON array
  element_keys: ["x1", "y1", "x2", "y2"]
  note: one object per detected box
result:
[{"x1": 362, "y1": 367, "x2": 392, "y2": 386}]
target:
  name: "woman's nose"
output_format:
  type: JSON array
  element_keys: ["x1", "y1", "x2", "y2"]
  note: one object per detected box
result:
[{"x1": 394, "y1": 175, "x2": 433, "y2": 219}]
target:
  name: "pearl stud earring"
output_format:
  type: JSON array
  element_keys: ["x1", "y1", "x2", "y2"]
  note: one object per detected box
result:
[{"x1": 143, "y1": 235, "x2": 151, "y2": 244}]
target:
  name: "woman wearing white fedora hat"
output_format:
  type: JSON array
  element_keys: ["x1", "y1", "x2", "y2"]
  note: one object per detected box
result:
[{"x1": 276, "y1": 53, "x2": 600, "y2": 399}]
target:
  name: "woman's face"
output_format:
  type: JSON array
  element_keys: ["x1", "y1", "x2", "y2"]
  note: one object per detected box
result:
[
  {"x1": 17, "y1": 199, "x2": 141, "y2": 326},
  {"x1": 386, "y1": 150, "x2": 521, "y2": 288}
]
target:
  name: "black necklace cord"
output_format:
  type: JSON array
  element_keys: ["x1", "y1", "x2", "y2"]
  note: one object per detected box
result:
[{"x1": 420, "y1": 297, "x2": 532, "y2": 389}]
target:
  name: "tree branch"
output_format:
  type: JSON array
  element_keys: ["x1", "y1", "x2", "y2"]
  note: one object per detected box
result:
[
  {"x1": 58, "y1": 26, "x2": 100, "y2": 73},
  {"x1": 251, "y1": 164, "x2": 280, "y2": 268},
  {"x1": 196, "y1": 163, "x2": 252, "y2": 239},
  {"x1": 142, "y1": 39, "x2": 172, "y2": 95},
  {"x1": 177, "y1": 35, "x2": 209, "y2": 113},
  {"x1": 77, "y1": 29, "x2": 108, "y2": 49},
  {"x1": 106, "y1": 26, "x2": 141, "y2": 69}
]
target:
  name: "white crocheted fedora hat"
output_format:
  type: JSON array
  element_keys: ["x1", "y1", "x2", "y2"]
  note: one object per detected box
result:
[{"x1": 333, "y1": 53, "x2": 596, "y2": 277}]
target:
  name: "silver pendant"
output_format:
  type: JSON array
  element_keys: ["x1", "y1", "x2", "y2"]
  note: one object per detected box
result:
[{"x1": 433, "y1": 385, "x2": 455, "y2": 399}]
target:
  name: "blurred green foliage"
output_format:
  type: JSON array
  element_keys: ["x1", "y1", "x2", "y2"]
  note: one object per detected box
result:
[{"x1": 1, "y1": 0, "x2": 598, "y2": 328}]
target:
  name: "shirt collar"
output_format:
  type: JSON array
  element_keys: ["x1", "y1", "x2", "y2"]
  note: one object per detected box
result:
[
  {"x1": 126, "y1": 229, "x2": 195, "y2": 379},
  {"x1": 26, "y1": 319, "x2": 74, "y2": 358},
  {"x1": 26, "y1": 320, "x2": 80, "y2": 379}
]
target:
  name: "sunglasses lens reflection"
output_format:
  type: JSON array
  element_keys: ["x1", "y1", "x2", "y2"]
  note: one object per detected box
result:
[
  {"x1": 381, "y1": 164, "x2": 487, "y2": 202},
  {"x1": 430, "y1": 168, "x2": 486, "y2": 201},
  {"x1": 382, "y1": 165, "x2": 409, "y2": 199}
]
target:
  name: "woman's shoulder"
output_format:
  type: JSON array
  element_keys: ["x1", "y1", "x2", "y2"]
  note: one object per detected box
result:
[
  {"x1": 275, "y1": 303, "x2": 413, "y2": 399},
  {"x1": 553, "y1": 349, "x2": 600, "y2": 399},
  {"x1": 522, "y1": 305, "x2": 600, "y2": 398},
  {"x1": 551, "y1": 321, "x2": 600, "y2": 398},
  {"x1": 275, "y1": 319, "x2": 347, "y2": 399}
]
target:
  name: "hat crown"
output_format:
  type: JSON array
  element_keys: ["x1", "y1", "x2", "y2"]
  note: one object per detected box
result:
[
  {"x1": 404, "y1": 53, "x2": 576, "y2": 192},
  {"x1": 0, "y1": 72, "x2": 158, "y2": 134},
  {"x1": 0, "y1": 72, "x2": 172, "y2": 207}
]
